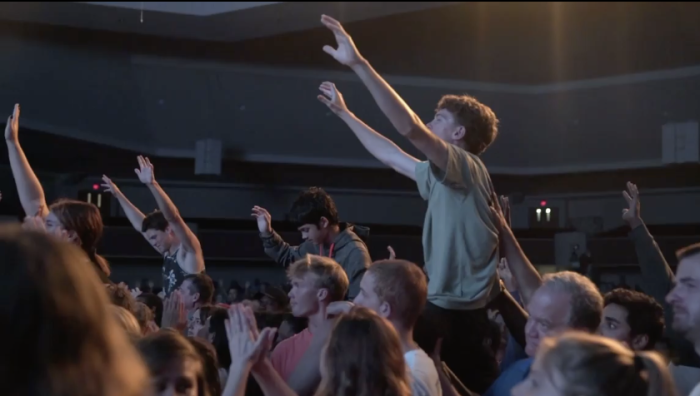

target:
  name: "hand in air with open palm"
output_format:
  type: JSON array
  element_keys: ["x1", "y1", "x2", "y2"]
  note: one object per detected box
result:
[
  {"x1": 321, "y1": 15, "x2": 365, "y2": 67},
  {"x1": 135, "y1": 155, "x2": 155, "y2": 185}
]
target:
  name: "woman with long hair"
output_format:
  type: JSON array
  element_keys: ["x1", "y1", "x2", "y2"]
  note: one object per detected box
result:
[
  {"x1": 0, "y1": 225, "x2": 148, "y2": 396},
  {"x1": 5, "y1": 104, "x2": 110, "y2": 282},
  {"x1": 512, "y1": 331, "x2": 678, "y2": 396}
]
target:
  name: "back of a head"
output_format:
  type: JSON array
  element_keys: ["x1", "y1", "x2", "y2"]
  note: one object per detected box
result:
[
  {"x1": 132, "y1": 302, "x2": 155, "y2": 333},
  {"x1": 141, "y1": 210, "x2": 168, "y2": 233},
  {"x1": 288, "y1": 254, "x2": 349, "y2": 302},
  {"x1": 106, "y1": 283, "x2": 137, "y2": 313},
  {"x1": 368, "y1": 259, "x2": 427, "y2": 329},
  {"x1": 0, "y1": 226, "x2": 147, "y2": 396},
  {"x1": 184, "y1": 273, "x2": 215, "y2": 305},
  {"x1": 541, "y1": 271, "x2": 604, "y2": 332},
  {"x1": 436, "y1": 94, "x2": 499, "y2": 156},
  {"x1": 289, "y1": 187, "x2": 339, "y2": 226},
  {"x1": 316, "y1": 307, "x2": 411, "y2": 396},
  {"x1": 49, "y1": 199, "x2": 110, "y2": 277},
  {"x1": 111, "y1": 305, "x2": 142, "y2": 339},
  {"x1": 539, "y1": 332, "x2": 677, "y2": 396},
  {"x1": 604, "y1": 288, "x2": 665, "y2": 350}
]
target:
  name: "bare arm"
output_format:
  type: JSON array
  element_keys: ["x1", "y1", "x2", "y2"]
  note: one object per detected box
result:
[
  {"x1": 101, "y1": 175, "x2": 147, "y2": 234},
  {"x1": 4, "y1": 104, "x2": 48, "y2": 217},
  {"x1": 250, "y1": 359, "x2": 298, "y2": 396},
  {"x1": 492, "y1": 197, "x2": 542, "y2": 305},
  {"x1": 321, "y1": 16, "x2": 450, "y2": 171},
  {"x1": 136, "y1": 156, "x2": 204, "y2": 272},
  {"x1": 318, "y1": 82, "x2": 418, "y2": 180}
]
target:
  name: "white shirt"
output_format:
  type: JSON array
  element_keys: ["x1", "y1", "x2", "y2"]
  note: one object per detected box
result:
[
  {"x1": 405, "y1": 349, "x2": 442, "y2": 396},
  {"x1": 690, "y1": 384, "x2": 700, "y2": 396}
]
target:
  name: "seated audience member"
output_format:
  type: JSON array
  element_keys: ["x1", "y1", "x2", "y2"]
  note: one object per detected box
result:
[
  {"x1": 111, "y1": 305, "x2": 142, "y2": 340},
  {"x1": 102, "y1": 156, "x2": 205, "y2": 297},
  {"x1": 137, "y1": 330, "x2": 208, "y2": 396},
  {"x1": 252, "y1": 187, "x2": 371, "y2": 299},
  {"x1": 342, "y1": 259, "x2": 442, "y2": 395},
  {"x1": 666, "y1": 243, "x2": 700, "y2": 396},
  {"x1": 0, "y1": 225, "x2": 147, "y2": 396},
  {"x1": 188, "y1": 337, "x2": 223, "y2": 396},
  {"x1": 484, "y1": 271, "x2": 604, "y2": 396},
  {"x1": 599, "y1": 288, "x2": 665, "y2": 351},
  {"x1": 179, "y1": 273, "x2": 215, "y2": 335},
  {"x1": 225, "y1": 305, "x2": 411, "y2": 396},
  {"x1": 512, "y1": 332, "x2": 677, "y2": 396},
  {"x1": 269, "y1": 254, "x2": 349, "y2": 392}
]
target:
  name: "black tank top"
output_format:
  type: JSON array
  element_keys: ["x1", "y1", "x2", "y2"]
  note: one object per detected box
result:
[{"x1": 162, "y1": 248, "x2": 187, "y2": 297}]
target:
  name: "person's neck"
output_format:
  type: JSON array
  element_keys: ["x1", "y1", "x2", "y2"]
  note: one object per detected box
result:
[
  {"x1": 307, "y1": 306, "x2": 331, "y2": 334},
  {"x1": 392, "y1": 322, "x2": 419, "y2": 354},
  {"x1": 322, "y1": 225, "x2": 341, "y2": 246}
]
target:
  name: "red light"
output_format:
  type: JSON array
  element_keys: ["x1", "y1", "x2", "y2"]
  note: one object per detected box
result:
[
  {"x1": 540, "y1": 200, "x2": 547, "y2": 207},
  {"x1": 92, "y1": 184, "x2": 100, "y2": 191}
]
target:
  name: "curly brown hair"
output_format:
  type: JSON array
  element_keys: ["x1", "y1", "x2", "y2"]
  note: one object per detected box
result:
[{"x1": 436, "y1": 94, "x2": 499, "y2": 155}]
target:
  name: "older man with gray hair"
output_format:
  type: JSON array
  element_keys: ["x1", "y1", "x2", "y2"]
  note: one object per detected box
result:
[{"x1": 483, "y1": 271, "x2": 604, "y2": 396}]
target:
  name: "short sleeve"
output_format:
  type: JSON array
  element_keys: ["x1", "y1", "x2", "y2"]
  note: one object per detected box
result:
[
  {"x1": 269, "y1": 340, "x2": 288, "y2": 378},
  {"x1": 414, "y1": 161, "x2": 433, "y2": 200},
  {"x1": 432, "y1": 144, "x2": 477, "y2": 190}
]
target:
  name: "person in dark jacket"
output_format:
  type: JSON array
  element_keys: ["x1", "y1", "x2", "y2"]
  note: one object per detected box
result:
[{"x1": 251, "y1": 186, "x2": 371, "y2": 299}]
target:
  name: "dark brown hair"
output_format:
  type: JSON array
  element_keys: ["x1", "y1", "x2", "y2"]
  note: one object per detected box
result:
[
  {"x1": 368, "y1": 259, "x2": 427, "y2": 329},
  {"x1": 50, "y1": 199, "x2": 110, "y2": 278},
  {"x1": 0, "y1": 225, "x2": 147, "y2": 396},
  {"x1": 436, "y1": 94, "x2": 499, "y2": 155},
  {"x1": 137, "y1": 330, "x2": 209, "y2": 396},
  {"x1": 315, "y1": 307, "x2": 411, "y2": 396}
]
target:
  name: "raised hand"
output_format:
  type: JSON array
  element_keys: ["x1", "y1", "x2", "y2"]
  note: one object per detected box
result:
[
  {"x1": 387, "y1": 245, "x2": 396, "y2": 259},
  {"x1": 251, "y1": 206, "x2": 272, "y2": 234},
  {"x1": 321, "y1": 15, "x2": 364, "y2": 67},
  {"x1": 622, "y1": 181, "x2": 642, "y2": 228},
  {"x1": 498, "y1": 257, "x2": 517, "y2": 293},
  {"x1": 499, "y1": 195, "x2": 511, "y2": 227},
  {"x1": 161, "y1": 291, "x2": 187, "y2": 332},
  {"x1": 317, "y1": 81, "x2": 349, "y2": 115},
  {"x1": 5, "y1": 104, "x2": 19, "y2": 143},
  {"x1": 101, "y1": 175, "x2": 122, "y2": 197},
  {"x1": 225, "y1": 304, "x2": 277, "y2": 367},
  {"x1": 134, "y1": 155, "x2": 155, "y2": 185}
]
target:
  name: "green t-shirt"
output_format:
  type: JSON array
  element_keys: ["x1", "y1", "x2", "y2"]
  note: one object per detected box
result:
[{"x1": 415, "y1": 144, "x2": 500, "y2": 310}]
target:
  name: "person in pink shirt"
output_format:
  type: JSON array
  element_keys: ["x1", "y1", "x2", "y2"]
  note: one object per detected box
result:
[{"x1": 268, "y1": 254, "x2": 349, "y2": 392}]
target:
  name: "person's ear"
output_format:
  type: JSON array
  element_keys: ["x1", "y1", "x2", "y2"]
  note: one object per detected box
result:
[{"x1": 319, "y1": 217, "x2": 330, "y2": 230}]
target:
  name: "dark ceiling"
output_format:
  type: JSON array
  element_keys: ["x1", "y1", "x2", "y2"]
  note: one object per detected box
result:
[{"x1": 1, "y1": 2, "x2": 699, "y2": 85}]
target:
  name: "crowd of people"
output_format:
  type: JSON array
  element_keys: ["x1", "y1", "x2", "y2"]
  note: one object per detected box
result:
[{"x1": 1, "y1": 14, "x2": 699, "y2": 396}]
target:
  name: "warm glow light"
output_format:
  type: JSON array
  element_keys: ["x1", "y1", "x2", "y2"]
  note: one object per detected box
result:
[
  {"x1": 92, "y1": 184, "x2": 100, "y2": 190},
  {"x1": 540, "y1": 200, "x2": 547, "y2": 207}
]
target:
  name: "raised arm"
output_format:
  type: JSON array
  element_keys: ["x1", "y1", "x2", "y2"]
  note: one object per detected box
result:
[
  {"x1": 320, "y1": 15, "x2": 450, "y2": 171},
  {"x1": 4, "y1": 104, "x2": 48, "y2": 217},
  {"x1": 318, "y1": 82, "x2": 419, "y2": 180},
  {"x1": 136, "y1": 156, "x2": 203, "y2": 271},
  {"x1": 101, "y1": 175, "x2": 147, "y2": 234},
  {"x1": 251, "y1": 206, "x2": 315, "y2": 266}
]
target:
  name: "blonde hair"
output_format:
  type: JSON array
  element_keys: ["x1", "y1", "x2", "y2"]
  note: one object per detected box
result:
[
  {"x1": 315, "y1": 307, "x2": 411, "y2": 396},
  {"x1": 111, "y1": 305, "x2": 142, "y2": 339},
  {"x1": 287, "y1": 254, "x2": 349, "y2": 301},
  {"x1": 0, "y1": 225, "x2": 147, "y2": 396},
  {"x1": 367, "y1": 259, "x2": 427, "y2": 329},
  {"x1": 538, "y1": 332, "x2": 677, "y2": 396}
]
